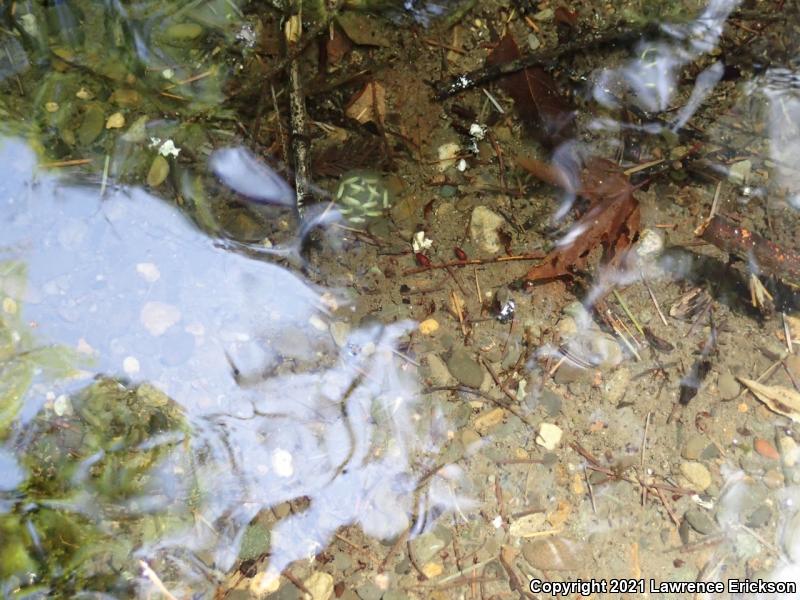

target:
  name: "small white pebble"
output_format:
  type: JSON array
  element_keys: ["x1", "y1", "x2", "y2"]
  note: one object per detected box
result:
[
  {"x1": 136, "y1": 262, "x2": 160, "y2": 283},
  {"x1": 53, "y1": 394, "x2": 71, "y2": 416},
  {"x1": 308, "y1": 314, "x2": 327, "y2": 332},
  {"x1": 123, "y1": 356, "x2": 140, "y2": 375},
  {"x1": 271, "y1": 448, "x2": 294, "y2": 477},
  {"x1": 492, "y1": 515, "x2": 503, "y2": 528}
]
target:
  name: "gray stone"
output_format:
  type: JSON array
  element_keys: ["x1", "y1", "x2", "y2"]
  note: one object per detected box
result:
[
  {"x1": 356, "y1": 583, "x2": 382, "y2": 600},
  {"x1": 330, "y1": 321, "x2": 350, "y2": 348},
  {"x1": 682, "y1": 435, "x2": 708, "y2": 460},
  {"x1": 423, "y1": 353, "x2": 454, "y2": 386},
  {"x1": 684, "y1": 508, "x2": 716, "y2": 535},
  {"x1": 332, "y1": 552, "x2": 352, "y2": 572},
  {"x1": 553, "y1": 364, "x2": 591, "y2": 385},
  {"x1": 409, "y1": 531, "x2": 446, "y2": 563},
  {"x1": 540, "y1": 389, "x2": 563, "y2": 417},
  {"x1": 717, "y1": 371, "x2": 740, "y2": 400},
  {"x1": 746, "y1": 505, "x2": 772, "y2": 528},
  {"x1": 446, "y1": 350, "x2": 484, "y2": 388}
]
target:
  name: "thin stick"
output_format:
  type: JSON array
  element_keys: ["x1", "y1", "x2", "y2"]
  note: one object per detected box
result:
[
  {"x1": 139, "y1": 561, "x2": 179, "y2": 600},
  {"x1": 642, "y1": 271, "x2": 669, "y2": 326},
  {"x1": 100, "y1": 154, "x2": 110, "y2": 197},
  {"x1": 783, "y1": 312, "x2": 794, "y2": 355},
  {"x1": 653, "y1": 485, "x2": 680, "y2": 528},
  {"x1": 623, "y1": 157, "x2": 665, "y2": 176},
  {"x1": 283, "y1": 569, "x2": 312, "y2": 597},
  {"x1": 402, "y1": 252, "x2": 545, "y2": 275},
  {"x1": 41, "y1": 158, "x2": 92, "y2": 168},
  {"x1": 709, "y1": 179, "x2": 722, "y2": 218},
  {"x1": 640, "y1": 411, "x2": 650, "y2": 506},
  {"x1": 584, "y1": 465, "x2": 597, "y2": 514},
  {"x1": 613, "y1": 289, "x2": 644, "y2": 336},
  {"x1": 287, "y1": 2, "x2": 312, "y2": 214}
]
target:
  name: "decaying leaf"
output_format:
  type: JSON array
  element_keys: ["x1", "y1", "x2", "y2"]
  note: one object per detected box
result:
[
  {"x1": 336, "y1": 12, "x2": 391, "y2": 47},
  {"x1": 522, "y1": 158, "x2": 640, "y2": 282},
  {"x1": 739, "y1": 378, "x2": 800, "y2": 422},
  {"x1": 345, "y1": 81, "x2": 386, "y2": 125},
  {"x1": 324, "y1": 24, "x2": 353, "y2": 66},
  {"x1": 669, "y1": 287, "x2": 712, "y2": 321},
  {"x1": 486, "y1": 33, "x2": 575, "y2": 146}
]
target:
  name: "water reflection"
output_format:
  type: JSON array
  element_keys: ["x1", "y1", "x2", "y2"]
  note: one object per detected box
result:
[{"x1": 0, "y1": 138, "x2": 462, "y2": 596}]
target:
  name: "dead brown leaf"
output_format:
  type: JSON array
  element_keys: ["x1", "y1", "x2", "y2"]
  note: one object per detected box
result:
[
  {"x1": 739, "y1": 378, "x2": 800, "y2": 422},
  {"x1": 523, "y1": 158, "x2": 640, "y2": 282},
  {"x1": 486, "y1": 33, "x2": 575, "y2": 146},
  {"x1": 345, "y1": 81, "x2": 386, "y2": 125},
  {"x1": 324, "y1": 24, "x2": 353, "y2": 66}
]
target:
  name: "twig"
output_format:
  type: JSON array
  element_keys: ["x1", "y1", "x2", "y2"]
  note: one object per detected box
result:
[
  {"x1": 283, "y1": 569, "x2": 312, "y2": 597},
  {"x1": 640, "y1": 411, "x2": 650, "y2": 506},
  {"x1": 139, "y1": 560, "x2": 179, "y2": 600},
  {"x1": 584, "y1": 465, "x2": 597, "y2": 514},
  {"x1": 653, "y1": 484, "x2": 680, "y2": 528},
  {"x1": 480, "y1": 357, "x2": 518, "y2": 404},
  {"x1": 40, "y1": 158, "x2": 92, "y2": 168},
  {"x1": 287, "y1": 4, "x2": 313, "y2": 214},
  {"x1": 612, "y1": 289, "x2": 644, "y2": 336},
  {"x1": 402, "y1": 252, "x2": 545, "y2": 276},
  {"x1": 642, "y1": 271, "x2": 669, "y2": 326},
  {"x1": 433, "y1": 23, "x2": 659, "y2": 99}
]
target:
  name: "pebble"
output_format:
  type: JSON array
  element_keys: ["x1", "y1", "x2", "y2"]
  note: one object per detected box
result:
[
  {"x1": 728, "y1": 159, "x2": 751, "y2": 185},
  {"x1": 779, "y1": 436, "x2": 799, "y2": 467},
  {"x1": 536, "y1": 423, "x2": 563, "y2": 451},
  {"x1": 446, "y1": 349, "x2": 483, "y2": 388},
  {"x1": 539, "y1": 388, "x2": 563, "y2": 417},
  {"x1": 509, "y1": 513, "x2": 547, "y2": 537},
  {"x1": 469, "y1": 206, "x2": 505, "y2": 253},
  {"x1": 329, "y1": 321, "x2": 350, "y2": 347},
  {"x1": 717, "y1": 371, "x2": 740, "y2": 400},
  {"x1": 436, "y1": 142, "x2": 460, "y2": 172},
  {"x1": 140, "y1": 301, "x2": 181, "y2": 336},
  {"x1": 787, "y1": 355, "x2": 800, "y2": 380},
  {"x1": 419, "y1": 318, "x2": 439, "y2": 335},
  {"x1": 680, "y1": 461, "x2": 712, "y2": 491},
  {"x1": 356, "y1": 583, "x2": 382, "y2": 600},
  {"x1": 423, "y1": 353, "x2": 454, "y2": 386},
  {"x1": 682, "y1": 434, "x2": 708, "y2": 460},
  {"x1": 746, "y1": 505, "x2": 772, "y2": 528},
  {"x1": 553, "y1": 364, "x2": 592, "y2": 385},
  {"x1": 105, "y1": 112, "x2": 125, "y2": 129},
  {"x1": 147, "y1": 154, "x2": 170, "y2": 187},
  {"x1": 421, "y1": 562, "x2": 443, "y2": 578},
  {"x1": 684, "y1": 508, "x2": 716, "y2": 535},
  {"x1": 474, "y1": 407, "x2": 506, "y2": 434},
  {"x1": 77, "y1": 103, "x2": 105, "y2": 145},
  {"x1": 409, "y1": 531, "x2": 446, "y2": 563},
  {"x1": 783, "y1": 511, "x2": 800, "y2": 562},
  {"x1": 461, "y1": 428, "x2": 481, "y2": 449},
  {"x1": 302, "y1": 572, "x2": 333, "y2": 600},
  {"x1": 110, "y1": 88, "x2": 141, "y2": 107},
  {"x1": 522, "y1": 537, "x2": 584, "y2": 571},
  {"x1": 754, "y1": 438, "x2": 779, "y2": 461},
  {"x1": 763, "y1": 468, "x2": 784, "y2": 490}
]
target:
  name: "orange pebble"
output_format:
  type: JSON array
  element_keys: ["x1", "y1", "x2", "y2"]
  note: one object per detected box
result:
[{"x1": 754, "y1": 438, "x2": 779, "y2": 461}]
